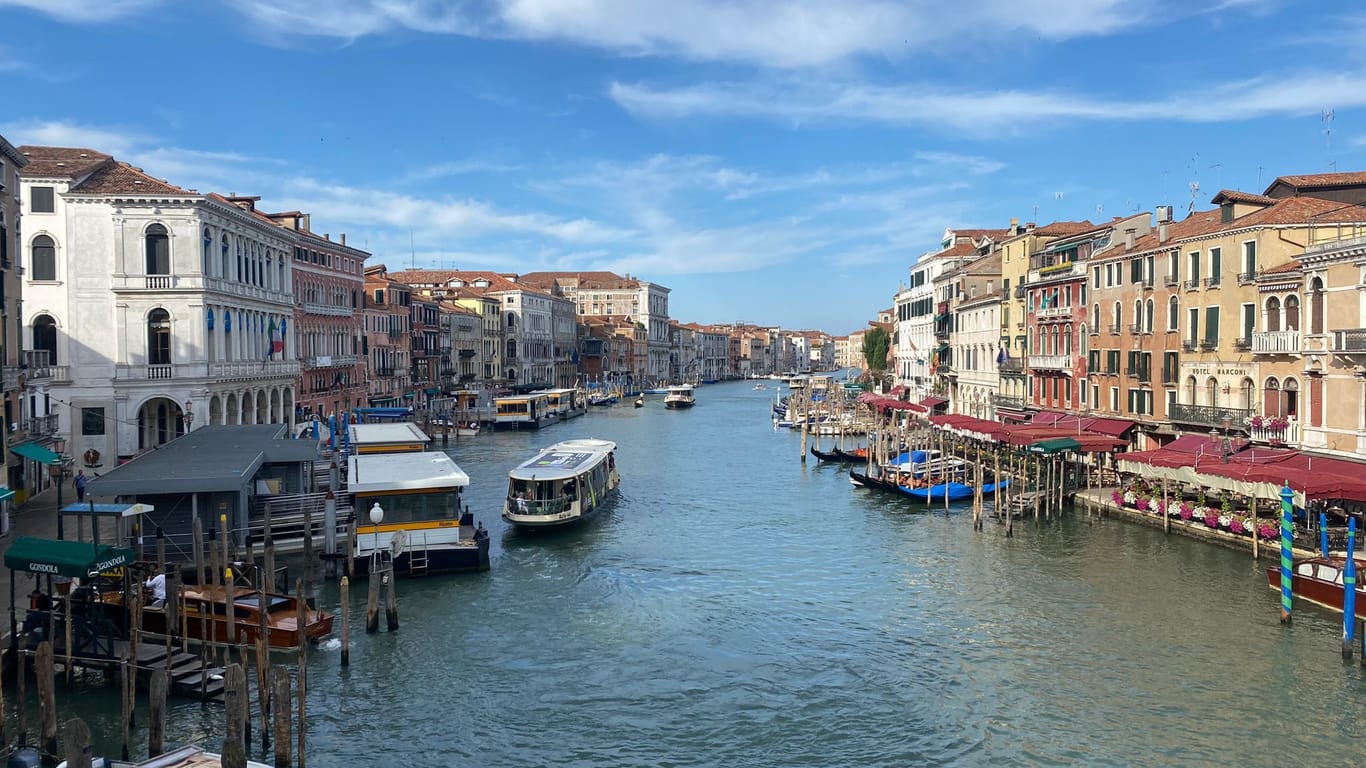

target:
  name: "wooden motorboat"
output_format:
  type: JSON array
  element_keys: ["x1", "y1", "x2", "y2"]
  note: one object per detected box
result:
[
  {"x1": 57, "y1": 743, "x2": 272, "y2": 767},
  {"x1": 142, "y1": 584, "x2": 334, "y2": 648},
  {"x1": 1265, "y1": 557, "x2": 1366, "y2": 619}
]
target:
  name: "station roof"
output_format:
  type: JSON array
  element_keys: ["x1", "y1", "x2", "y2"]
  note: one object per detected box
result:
[
  {"x1": 349, "y1": 451, "x2": 470, "y2": 494},
  {"x1": 87, "y1": 425, "x2": 319, "y2": 496}
]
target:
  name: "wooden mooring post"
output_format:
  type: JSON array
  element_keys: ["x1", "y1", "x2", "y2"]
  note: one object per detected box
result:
[
  {"x1": 37, "y1": 640, "x2": 57, "y2": 760},
  {"x1": 272, "y1": 666, "x2": 291, "y2": 768},
  {"x1": 64, "y1": 717, "x2": 93, "y2": 768},
  {"x1": 385, "y1": 568, "x2": 399, "y2": 632},
  {"x1": 296, "y1": 578, "x2": 308, "y2": 768},
  {"x1": 340, "y1": 576, "x2": 351, "y2": 666},
  {"x1": 148, "y1": 668, "x2": 168, "y2": 758},
  {"x1": 366, "y1": 562, "x2": 380, "y2": 634}
]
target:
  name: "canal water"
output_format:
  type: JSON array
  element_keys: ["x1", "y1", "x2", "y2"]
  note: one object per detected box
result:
[{"x1": 22, "y1": 381, "x2": 1366, "y2": 765}]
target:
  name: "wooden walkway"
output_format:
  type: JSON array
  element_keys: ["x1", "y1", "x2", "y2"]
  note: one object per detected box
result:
[{"x1": 35, "y1": 638, "x2": 229, "y2": 704}]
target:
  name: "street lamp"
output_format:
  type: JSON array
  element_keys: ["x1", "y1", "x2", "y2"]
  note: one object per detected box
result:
[
  {"x1": 184, "y1": 400, "x2": 194, "y2": 431},
  {"x1": 51, "y1": 437, "x2": 71, "y2": 540},
  {"x1": 369, "y1": 502, "x2": 384, "y2": 567},
  {"x1": 1221, "y1": 415, "x2": 1233, "y2": 463}
]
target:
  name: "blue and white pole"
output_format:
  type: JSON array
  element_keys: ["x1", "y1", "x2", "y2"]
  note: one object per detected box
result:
[
  {"x1": 1344, "y1": 517, "x2": 1357, "y2": 661},
  {"x1": 1321, "y1": 512, "x2": 1330, "y2": 558}
]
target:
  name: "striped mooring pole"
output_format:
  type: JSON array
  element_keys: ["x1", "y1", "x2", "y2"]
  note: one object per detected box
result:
[
  {"x1": 1344, "y1": 518, "x2": 1358, "y2": 662},
  {"x1": 1279, "y1": 484, "x2": 1294, "y2": 624}
]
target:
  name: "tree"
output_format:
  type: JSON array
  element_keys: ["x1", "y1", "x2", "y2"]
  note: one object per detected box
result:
[{"x1": 862, "y1": 327, "x2": 890, "y2": 374}]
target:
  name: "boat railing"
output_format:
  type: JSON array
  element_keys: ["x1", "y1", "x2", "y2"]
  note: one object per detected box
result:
[{"x1": 508, "y1": 495, "x2": 571, "y2": 516}]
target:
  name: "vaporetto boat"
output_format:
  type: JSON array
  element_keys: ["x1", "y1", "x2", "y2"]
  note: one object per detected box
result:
[{"x1": 503, "y1": 439, "x2": 621, "y2": 529}]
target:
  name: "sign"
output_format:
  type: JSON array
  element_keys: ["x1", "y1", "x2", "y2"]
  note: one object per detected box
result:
[{"x1": 317, "y1": 355, "x2": 332, "y2": 367}]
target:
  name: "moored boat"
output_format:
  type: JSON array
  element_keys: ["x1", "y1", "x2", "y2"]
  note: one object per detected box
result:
[
  {"x1": 504, "y1": 439, "x2": 621, "y2": 529},
  {"x1": 894, "y1": 480, "x2": 1010, "y2": 503},
  {"x1": 56, "y1": 743, "x2": 273, "y2": 768},
  {"x1": 1265, "y1": 557, "x2": 1366, "y2": 619},
  {"x1": 141, "y1": 584, "x2": 334, "y2": 648},
  {"x1": 833, "y1": 446, "x2": 868, "y2": 462},
  {"x1": 664, "y1": 384, "x2": 696, "y2": 409},
  {"x1": 633, "y1": 395, "x2": 644, "y2": 408},
  {"x1": 809, "y1": 445, "x2": 843, "y2": 462}
]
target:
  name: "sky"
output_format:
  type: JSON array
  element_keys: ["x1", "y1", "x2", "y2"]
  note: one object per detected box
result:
[{"x1": 2, "y1": 1, "x2": 1365, "y2": 335}]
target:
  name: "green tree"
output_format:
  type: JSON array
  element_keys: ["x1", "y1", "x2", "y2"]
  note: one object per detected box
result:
[{"x1": 862, "y1": 327, "x2": 890, "y2": 374}]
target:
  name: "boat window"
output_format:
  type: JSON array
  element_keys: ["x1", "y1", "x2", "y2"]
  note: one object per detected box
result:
[
  {"x1": 1296, "y1": 563, "x2": 1314, "y2": 577},
  {"x1": 1332, "y1": 568, "x2": 1346, "y2": 585},
  {"x1": 361, "y1": 491, "x2": 460, "y2": 521}
]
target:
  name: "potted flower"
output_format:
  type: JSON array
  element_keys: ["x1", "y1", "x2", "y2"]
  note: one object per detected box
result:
[
  {"x1": 1179, "y1": 502, "x2": 1194, "y2": 521},
  {"x1": 1112, "y1": 490, "x2": 1123, "y2": 506},
  {"x1": 1203, "y1": 509, "x2": 1220, "y2": 529},
  {"x1": 1136, "y1": 497, "x2": 1151, "y2": 512},
  {"x1": 1249, "y1": 414, "x2": 1264, "y2": 429},
  {"x1": 1230, "y1": 517, "x2": 1246, "y2": 535}
]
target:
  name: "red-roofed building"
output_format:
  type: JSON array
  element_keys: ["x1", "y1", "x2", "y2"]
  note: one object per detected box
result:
[{"x1": 17, "y1": 145, "x2": 300, "y2": 468}]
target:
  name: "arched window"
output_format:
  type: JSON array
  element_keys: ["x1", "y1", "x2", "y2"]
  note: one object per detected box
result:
[
  {"x1": 1092, "y1": 303, "x2": 1099, "y2": 327},
  {"x1": 1112, "y1": 301, "x2": 1122, "y2": 331},
  {"x1": 1284, "y1": 295, "x2": 1300, "y2": 332},
  {"x1": 145, "y1": 224, "x2": 170, "y2": 275},
  {"x1": 1079, "y1": 325, "x2": 1088, "y2": 355},
  {"x1": 1265, "y1": 296, "x2": 1281, "y2": 332},
  {"x1": 1206, "y1": 377, "x2": 1218, "y2": 408},
  {"x1": 1063, "y1": 325, "x2": 1072, "y2": 355},
  {"x1": 148, "y1": 309, "x2": 171, "y2": 365},
  {"x1": 1240, "y1": 377, "x2": 1255, "y2": 410},
  {"x1": 506, "y1": 313, "x2": 517, "y2": 329},
  {"x1": 1145, "y1": 299, "x2": 1155, "y2": 333},
  {"x1": 1168, "y1": 295, "x2": 1179, "y2": 331},
  {"x1": 1264, "y1": 376, "x2": 1280, "y2": 416},
  {"x1": 1284, "y1": 377, "x2": 1299, "y2": 418},
  {"x1": 1186, "y1": 375, "x2": 1197, "y2": 405},
  {"x1": 221, "y1": 234, "x2": 230, "y2": 278},
  {"x1": 1307, "y1": 279, "x2": 1322, "y2": 334},
  {"x1": 31, "y1": 235, "x2": 56, "y2": 281},
  {"x1": 1134, "y1": 299, "x2": 1142, "y2": 330},
  {"x1": 505, "y1": 338, "x2": 517, "y2": 359},
  {"x1": 202, "y1": 227, "x2": 213, "y2": 274},
  {"x1": 32, "y1": 314, "x2": 57, "y2": 365}
]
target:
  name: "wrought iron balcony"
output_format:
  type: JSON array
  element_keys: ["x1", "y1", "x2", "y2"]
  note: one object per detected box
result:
[
  {"x1": 1164, "y1": 275, "x2": 1180, "y2": 287},
  {"x1": 1109, "y1": 324, "x2": 1121, "y2": 335},
  {"x1": 1234, "y1": 337, "x2": 1251, "y2": 351},
  {"x1": 1331, "y1": 328, "x2": 1366, "y2": 354},
  {"x1": 1169, "y1": 403, "x2": 1252, "y2": 429},
  {"x1": 1124, "y1": 367, "x2": 1148, "y2": 379},
  {"x1": 992, "y1": 394, "x2": 1025, "y2": 409},
  {"x1": 1199, "y1": 339, "x2": 1218, "y2": 352},
  {"x1": 1129, "y1": 323, "x2": 1143, "y2": 335},
  {"x1": 1184, "y1": 278, "x2": 1200, "y2": 290},
  {"x1": 1204, "y1": 277, "x2": 1222, "y2": 288},
  {"x1": 1182, "y1": 340, "x2": 1198, "y2": 352},
  {"x1": 1253, "y1": 330, "x2": 1299, "y2": 354},
  {"x1": 24, "y1": 414, "x2": 58, "y2": 437},
  {"x1": 998, "y1": 358, "x2": 1024, "y2": 374},
  {"x1": 1140, "y1": 277, "x2": 1154, "y2": 289},
  {"x1": 1237, "y1": 272, "x2": 1256, "y2": 285}
]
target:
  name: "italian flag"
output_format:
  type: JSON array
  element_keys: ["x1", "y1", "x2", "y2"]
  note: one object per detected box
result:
[{"x1": 269, "y1": 318, "x2": 284, "y2": 356}]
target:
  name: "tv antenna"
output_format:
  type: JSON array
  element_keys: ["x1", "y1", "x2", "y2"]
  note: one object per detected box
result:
[{"x1": 1323, "y1": 108, "x2": 1335, "y2": 169}]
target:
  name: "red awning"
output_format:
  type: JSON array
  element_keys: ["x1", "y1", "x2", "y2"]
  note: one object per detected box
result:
[
  {"x1": 1162, "y1": 434, "x2": 1249, "y2": 454},
  {"x1": 919, "y1": 396, "x2": 948, "y2": 408},
  {"x1": 1030, "y1": 411, "x2": 1066, "y2": 425},
  {"x1": 889, "y1": 385, "x2": 908, "y2": 395}
]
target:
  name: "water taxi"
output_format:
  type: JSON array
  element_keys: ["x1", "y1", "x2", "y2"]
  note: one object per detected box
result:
[
  {"x1": 1265, "y1": 557, "x2": 1366, "y2": 618},
  {"x1": 142, "y1": 583, "x2": 334, "y2": 648},
  {"x1": 493, "y1": 392, "x2": 556, "y2": 429},
  {"x1": 349, "y1": 451, "x2": 490, "y2": 574},
  {"x1": 349, "y1": 422, "x2": 430, "y2": 454},
  {"x1": 503, "y1": 439, "x2": 621, "y2": 529},
  {"x1": 664, "y1": 384, "x2": 696, "y2": 409},
  {"x1": 536, "y1": 387, "x2": 587, "y2": 420}
]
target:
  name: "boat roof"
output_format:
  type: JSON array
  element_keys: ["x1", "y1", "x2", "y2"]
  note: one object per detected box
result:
[
  {"x1": 349, "y1": 452, "x2": 470, "y2": 494},
  {"x1": 509, "y1": 439, "x2": 616, "y2": 481},
  {"x1": 667, "y1": 383, "x2": 694, "y2": 390},
  {"x1": 348, "y1": 422, "x2": 430, "y2": 446},
  {"x1": 533, "y1": 387, "x2": 579, "y2": 395},
  {"x1": 495, "y1": 393, "x2": 550, "y2": 403}
]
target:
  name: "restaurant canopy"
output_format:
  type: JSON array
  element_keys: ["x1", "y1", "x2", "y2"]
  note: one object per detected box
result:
[
  {"x1": 3, "y1": 536, "x2": 136, "y2": 578},
  {"x1": 1117, "y1": 446, "x2": 1366, "y2": 506}
]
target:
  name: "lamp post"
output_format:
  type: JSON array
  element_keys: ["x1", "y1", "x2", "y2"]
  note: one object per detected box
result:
[
  {"x1": 369, "y1": 502, "x2": 384, "y2": 565},
  {"x1": 184, "y1": 400, "x2": 194, "y2": 432},
  {"x1": 1221, "y1": 415, "x2": 1233, "y2": 463},
  {"x1": 51, "y1": 437, "x2": 70, "y2": 540}
]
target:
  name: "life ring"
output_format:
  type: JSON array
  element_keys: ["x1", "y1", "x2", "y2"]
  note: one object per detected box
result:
[{"x1": 82, "y1": 448, "x2": 101, "y2": 467}]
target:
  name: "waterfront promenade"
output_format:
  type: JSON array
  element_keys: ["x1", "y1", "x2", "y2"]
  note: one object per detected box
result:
[{"x1": 0, "y1": 484, "x2": 94, "y2": 610}]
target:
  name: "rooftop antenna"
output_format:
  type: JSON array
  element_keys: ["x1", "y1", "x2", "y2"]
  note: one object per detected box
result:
[
  {"x1": 1209, "y1": 162, "x2": 1221, "y2": 192},
  {"x1": 410, "y1": 229, "x2": 416, "y2": 270},
  {"x1": 1258, "y1": 166, "x2": 1264, "y2": 189},
  {"x1": 1323, "y1": 108, "x2": 1335, "y2": 170}
]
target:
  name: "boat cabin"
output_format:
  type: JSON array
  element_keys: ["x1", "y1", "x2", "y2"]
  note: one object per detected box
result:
[
  {"x1": 349, "y1": 451, "x2": 487, "y2": 574},
  {"x1": 348, "y1": 422, "x2": 431, "y2": 454},
  {"x1": 494, "y1": 393, "x2": 554, "y2": 429},
  {"x1": 535, "y1": 388, "x2": 585, "y2": 418}
]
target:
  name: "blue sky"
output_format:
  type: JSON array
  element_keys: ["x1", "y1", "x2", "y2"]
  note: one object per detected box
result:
[{"x1": 2, "y1": 1, "x2": 1365, "y2": 334}]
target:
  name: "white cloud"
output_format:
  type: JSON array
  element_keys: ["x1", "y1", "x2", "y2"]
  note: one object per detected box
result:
[
  {"x1": 216, "y1": 0, "x2": 1170, "y2": 67},
  {"x1": 0, "y1": 119, "x2": 147, "y2": 155},
  {"x1": 610, "y1": 70, "x2": 1366, "y2": 132},
  {"x1": 0, "y1": 0, "x2": 161, "y2": 22}
]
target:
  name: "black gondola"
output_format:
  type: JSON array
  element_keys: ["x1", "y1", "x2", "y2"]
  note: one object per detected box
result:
[
  {"x1": 849, "y1": 469, "x2": 899, "y2": 492},
  {"x1": 833, "y1": 447, "x2": 868, "y2": 463},
  {"x1": 810, "y1": 446, "x2": 843, "y2": 462}
]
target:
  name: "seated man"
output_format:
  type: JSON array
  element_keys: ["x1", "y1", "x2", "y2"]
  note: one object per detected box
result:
[
  {"x1": 516, "y1": 492, "x2": 529, "y2": 513},
  {"x1": 145, "y1": 571, "x2": 167, "y2": 608}
]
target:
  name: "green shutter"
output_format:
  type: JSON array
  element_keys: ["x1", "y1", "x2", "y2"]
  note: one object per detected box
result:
[{"x1": 1205, "y1": 306, "x2": 1220, "y2": 342}]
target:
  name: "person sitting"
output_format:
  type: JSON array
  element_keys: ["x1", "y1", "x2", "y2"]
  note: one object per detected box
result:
[
  {"x1": 145, "y1": 571, "x2": 167, "y2": 609},
  {"x1": 515, "y1": 492, "x2": 529, "y2": 513},
  {"x1": 563, "y1": 480, "x2": 577, "y2": 501}
]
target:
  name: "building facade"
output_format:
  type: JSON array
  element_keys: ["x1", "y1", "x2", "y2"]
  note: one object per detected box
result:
[{"x1": 19, "y1": 146, "x2": 299, "y2": 465}]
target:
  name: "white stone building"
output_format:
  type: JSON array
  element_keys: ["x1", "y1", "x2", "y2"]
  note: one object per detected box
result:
[
  {"x1": 18, "y1": 146, "x2": 298, "y2": 464},
  {"x1": 518, "y1": 272, "x2": 672, "y2": 382}
]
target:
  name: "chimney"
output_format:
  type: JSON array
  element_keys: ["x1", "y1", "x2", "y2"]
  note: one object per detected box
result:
[
  {"x1": 1158, "y1": 223, "x2": 1169, "y2": 243},
  {"x1": 1125, "y1": 232, "x2": 1135, "y2": 249},
  {"x1": 1156, "y1": 205, "x2": 1173, "y2": 224},
  {"x1": 301, "y1": 213, "x2": 311, "y2": 232},
  {"x1": 324, "y1": 233, "x2": 331, "y2": 241},
  {"x1": 340, "y1": 233, "x2": 346, "y2": 246},
  {"x1": 1009, "y1": 217, "x2": 1020, "y2": 236}
]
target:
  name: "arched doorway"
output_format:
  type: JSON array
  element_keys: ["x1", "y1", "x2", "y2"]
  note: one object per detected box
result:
[
  {"x1": 225, "y1": 393, "x2": 239, "y2": 425},
  {"x1": 255, "y1": 389, "x2": 268, "y2": 424},
  {"x1": 241, "y1": 392, "x2": 255, "y2": 425},
  {"x1": 136, "y1": 397, "x2": 185, "y2": 450},
  {"x1": 32, "y1": 314, "x2": 58, "y2": 365},
  {"x1": 209, "y1": 394, "x2": 223, "y2": 426}
]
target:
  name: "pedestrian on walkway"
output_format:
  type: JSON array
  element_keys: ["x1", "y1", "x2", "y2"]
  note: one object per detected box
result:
[{"x1": 74, "y1": 470, "x2": 86, "y2": 502}]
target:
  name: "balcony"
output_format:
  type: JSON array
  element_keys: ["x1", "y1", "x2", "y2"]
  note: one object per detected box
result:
[
  {"x1": 22, "y1": 350, "x2": 51, "y2": 381},
  {"x1": 1250, "y1": 420, "x2": 1300, "y2": 446},
  {"x1": 1109, "y1": 324, "x2": 1121, "y2": 335},
  {"x1": 24, "y1": 414, "x2": 58, "y2": 437},
  {"x1": 203, "y1": 277, "x2": 292, "y2": 305},
  {"x1": 1184, "y1": 278, "x2": 1200, "y2": 290},
  {"x1": 1204, "y1": 277, "x2": 1222, "y2": 288},
  {"x1": 111, "y1": 274, "x2": 206, "y2": 292},
  {"x1": 376, "y1": 367, "x2": 395, "y2": 377},
  {"x1": 1253, "y1": 330, "x2": 1299, "y2": 355},
  {"x1": 1038, "y1": 306, "x2": 1072, "y2": 319},
  {"x1": 1124, "y1": 367, "x2": 1148, "y2": 380},
  {"x1": 999, "y1": 358, "x2": 1024, "y2": 374},
  {"x1": 1199, "y1": 339, "x2": 1218, "y2": 352},
  {"x1": 1182, "y1": 340, "x2": 1197, "y2": 352},
  {"x1": 1331, "y1": 328, "x2": 1366, "y2": 354},
  {"x1": 1233, "y1": 337, "x2": 1251, "y2": 352},
  {"x1": 50, "y1": 366, "x2": 69, "y2": 383},
  {"x1": 303, "y1": 354, "x2": 358, "y2": 369},
  {"x1": 1162, "y1": 372, "x2": 1178, "y2": 386},
  {"x1": 1237, "y1": 272, "x2": 1256, "y2": 285},
  {"x1": 1, "y1": 367, "x2": 17, "y2": 392},
  {"x1": 302, "y1": 302, "x2": 353, "y2": 317},
  {"x1": 1140, "y1": 277, "x2": 1154, "y2": 290},
  {"x1": 993, "y1": 394, "x2": 1026, "y2": 410},
  {"x1": 1028, "y1": 354, "x2": 1072, "y2": 371},
  {"x1": 1164, "y1": 275, "x2": 1180, "y2": 287},
  {"x1": 1169, "y1": 403, "x2": 1252, "y2": 429},
  {"x1": 1129, "y1": 323, "x2": 1143, "y2": 335},
  {"x1": 936, "y1": 364, "x2": 955, "y2": 377}
]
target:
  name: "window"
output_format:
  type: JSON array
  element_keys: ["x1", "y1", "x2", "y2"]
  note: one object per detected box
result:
[
  {"x1": 1092, "y1": 267, "x2": 1101, "y2": 289},
  {"x1": 31, "y1": 235, "x2": 56, "y2": 281},
  {"x1": 1208, "y1": 247, "x2": 1221, "y2": 285},
  {"x1": 1241, "y1": 303, "x2": 1255, "y2": 343},
  {"x1": 1188, "y1": 251, "x2": 1201, "y2": 282},
  {"x1": 1168, "y1": 296, "x2": 1179, "y2": 331},
  {"x1": 81, "y1": 407, "x2": 106, "y2": 436},
  {"x1": 1309, "y1": 277, "x2": 1324, "y2": 335},
  {"x1": 32, "y1": 314, "x2": 57, "y2": 365},
  {"x1": 1110, "y1": 386, "x2": 1119, "y2": 412},
  {"x1": 148, "y1": 308, "x2": 171, "y2": 365},
  {"x1": 1130, "y1": 259, "x2": 1142, "y2": 283},
  {"x1": 1080, "y1": 378, "x2": 1088, "y2": 405},
  {"x1": 145, "y1": 224, "x2": 170, "y2": 275},
  {"x1": 30, "y1": 186, "x2": 54, "y2": 213},
  {"x1": 1240, "y1": 377, "x2": 1255, "y2": 410},
  {"x1": 1204, "y1": 306, "x2": 1220, "y2": 343},
  {"x1": 1265, "y1": 296, "x2": 1281, "y2": 332},
  {"x1": 1243, "y1": 240, "x2": 1257, "y2": 277},
  {"x1": 1168, "y1": 253, "x2": 1179, "y2": 282},
  {"x1": 1285, "y1": 295, "x2": 1301, "y2": 331},
  {"x1": 1206, "y1": 377, "x2": 1218, "y2": 407},
  {"x1": 1187, "y1": 308, "x2": 1199, "y2": 342}
]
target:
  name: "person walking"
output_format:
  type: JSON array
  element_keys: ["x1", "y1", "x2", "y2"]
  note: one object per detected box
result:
[{"x1": 74, "y1": 470, "x2": 86, "y2": 502}]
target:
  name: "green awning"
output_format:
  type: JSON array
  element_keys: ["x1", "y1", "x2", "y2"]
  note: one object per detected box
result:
[
  {"x1": 424, "y1": 387, "x2": 440, "y2": 395},
  {"x1": 3, "y1": 536, "x2": 136, "y2": 577},
  {"x1": 403, "y1": 392, "x2": 416, "y2": 400},
  {"x1": 1031, "y1": 437, "x2": 1081, "y2": 455},
  {"x1": 0, "y1": 488, "x2": 15, "y2": 503},
  {"x1": 11, "y1": 442, "x2": 60, "y2": 464}
]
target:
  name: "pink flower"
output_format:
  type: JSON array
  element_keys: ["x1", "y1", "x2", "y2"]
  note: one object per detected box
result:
[
  {"x1": 1136, "y1": 498, "x2": 1151, "y2": 511},
  {"x1": 1203, "y1": 513, "x2": 1220, "y2": 528},
  {"x1": 1179, "y1": 506, "x2": 1193, "y2": 520},
  {"x1": 1229, "y1": 519, "x2": 1245, "y2": 534}
]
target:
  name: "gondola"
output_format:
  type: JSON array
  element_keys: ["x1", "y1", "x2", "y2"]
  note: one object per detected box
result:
[
  {"x1": 810, "y1": 445, "x2": 843, "y2": 463},
  {"x1": 833, "y1": 446, "x2": 868, "y2": 463},
  {"x1": 849, "y1": 468, "x2": 899, "y2": 492},
  {"x1": 894, "y1": 479, "x2": 1011, "y2": 503}
]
